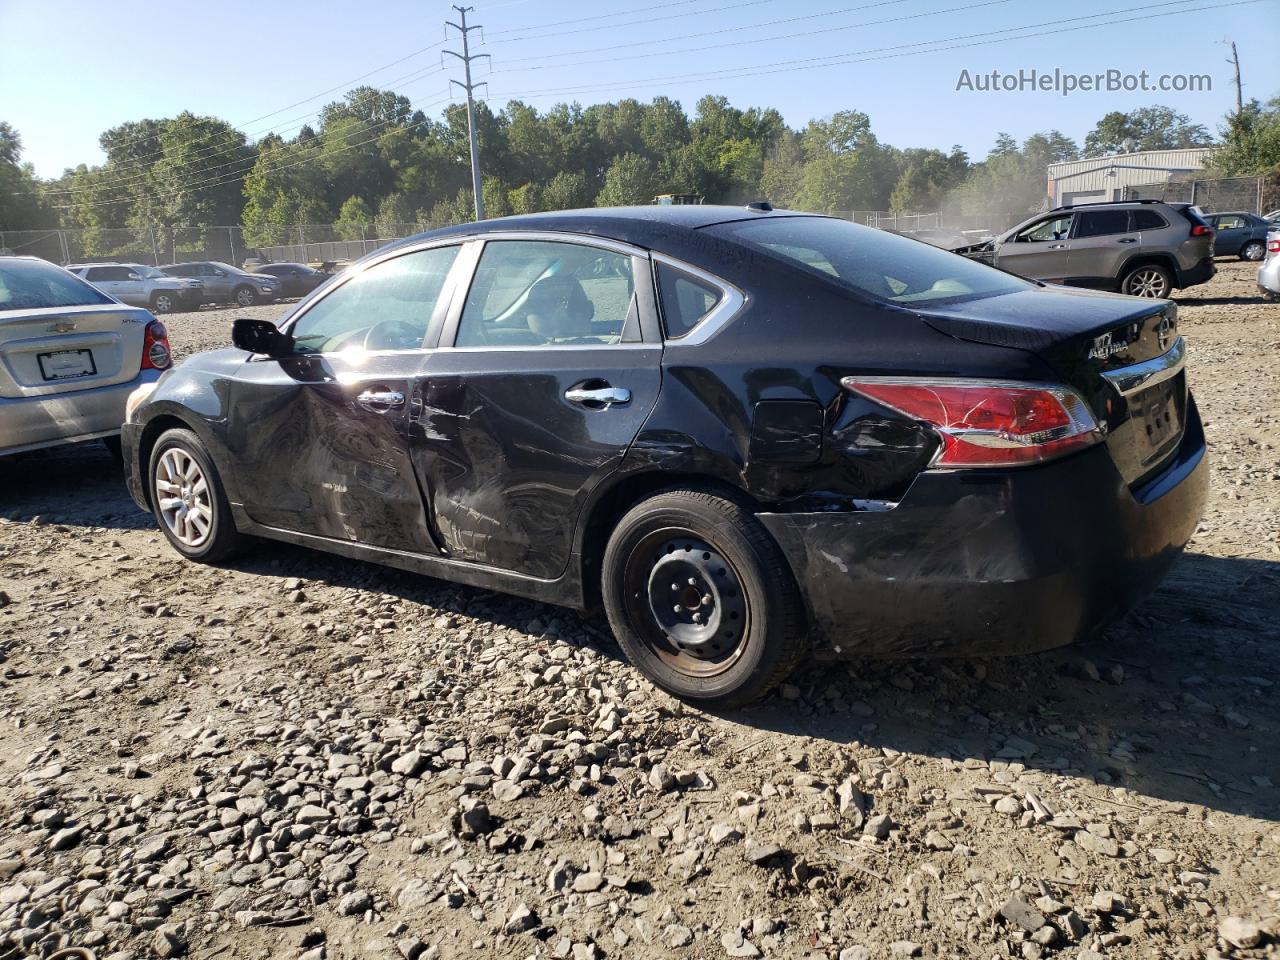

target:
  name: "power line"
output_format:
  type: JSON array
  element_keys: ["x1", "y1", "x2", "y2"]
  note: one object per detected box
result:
[
  {"x1": 39, "y1": 64, "x2": 447, "y2": 197},
  {"x1": 502, "y1": 0, "x2": 1011, "y2": 72},
  {"x1": 484, "y1": 0, "x2": 1257, "y2": 99},
  {"x1": 482, "y1": 0, "x2": 774, "y2": 38},
  {"x1": 445, "y1": 5, "x2": 491, "y2": 221},
  {"x1": 50, "y1": 95, "x2": 454, "y2": 210}
]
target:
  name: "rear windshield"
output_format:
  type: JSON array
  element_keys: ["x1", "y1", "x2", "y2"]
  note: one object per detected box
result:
[
  {"x1": 707, "y1": 216, "x2": 1030, "y2": 305},
  {"x1": 0, "y1": 259, "x2": 114, "y2": 310}
]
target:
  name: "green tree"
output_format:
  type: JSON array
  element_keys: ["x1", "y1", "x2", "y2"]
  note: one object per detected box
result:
[
  {"x1": 334, "y1": 196, "x2": 373, "y2": 240},
  {"x1": 1214, "y1": 97, "x2": 1280, "y2": 175},
  {"x1": 0, "y1": 122, "x2": 53, "y2": 233},
  {"x1": 596, "y1": 153, "x2": 658, "y2": 206},
  {"x1": 1082, "y1": 105, "x2": 1213, "y2": 157},
  {"x1": 543, "y1": 170, "x2": 593, "y2": 210}
]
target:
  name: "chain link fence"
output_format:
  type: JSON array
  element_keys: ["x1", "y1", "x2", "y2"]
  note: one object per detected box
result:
[
  {"x1": 0, "y1": 224, "x2": 440, "y2": 268},
  {"x1": 1122, "y1": 175, "x2": 1280, "y2": 214}
]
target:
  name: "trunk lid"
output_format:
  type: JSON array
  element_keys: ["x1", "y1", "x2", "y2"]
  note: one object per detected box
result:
[
  {"x1": 913, "y1": 285, "x2": 1185, "y2": 487},
  {"x1": 0, "y1": 303, "x2": 150, "y2": 399}
]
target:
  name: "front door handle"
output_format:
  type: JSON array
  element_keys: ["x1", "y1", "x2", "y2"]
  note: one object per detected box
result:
[
  {"x1": 356, "y1": 388, "x2": 405, "y2": 411},
  {"x1": 1117, "y1": 237, "x2": 1138, "y2": 243},
  {"x1": 564, "y1": 385, "x2": 631, "y2": 407},
  {"x1": 1047, "y1": 243, "x2": 1068, "y2": 250}
]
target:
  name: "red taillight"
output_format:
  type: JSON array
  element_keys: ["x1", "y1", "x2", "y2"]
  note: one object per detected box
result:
[
  {"x1": 1269, "y1": 238, "x2": 1280, "y2": 253},
  {"x1": 142, "y1": 320, "x2": 172, "y2": 370},
  {"x1": 842, "y1": 378, "x2": 1101, "y2": 468},
  {"x1": 1190, "y1": 225, "x2": 1213, "y2": 237}
]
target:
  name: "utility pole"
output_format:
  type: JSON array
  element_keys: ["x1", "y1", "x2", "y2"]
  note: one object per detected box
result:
[
  {"x1": 1220, "y1": 39, "x2": 1243, "y2": 114},
  {"x1": 445, "y1": 6, "x2": 490, "y2": 221}
]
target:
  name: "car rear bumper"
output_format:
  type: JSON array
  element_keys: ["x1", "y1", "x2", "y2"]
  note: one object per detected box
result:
[
  {"x1": 758, "y1": 396, "x2": 1208, "y2": 658},
  {"x1": 1258, "y1": 257, "x2": 1280, "y2": 296},
  {"x1": 1177, "y1": 256, "x2": 1215, "y2": 288},
  {"x1": 0, "y1": 368, "x2": 162, "y2": 456}
]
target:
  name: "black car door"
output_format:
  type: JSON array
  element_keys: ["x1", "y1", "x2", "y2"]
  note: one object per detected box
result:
[
  {"x1": 410, "y1": 235, "x2": 663, "y2": 580},
  {"x1": 225, "y1": 243, "x2": 465, "y2": 552}
]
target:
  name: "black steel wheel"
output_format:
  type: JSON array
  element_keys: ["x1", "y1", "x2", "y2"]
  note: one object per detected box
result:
[{"x1": 602, "y1": 488, "x2": 807, "y2": 707}]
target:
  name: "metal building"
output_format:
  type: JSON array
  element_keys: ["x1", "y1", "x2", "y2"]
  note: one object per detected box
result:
[{"x1": 1047, "y1": 148, "x2": 1216, "y2": 207}]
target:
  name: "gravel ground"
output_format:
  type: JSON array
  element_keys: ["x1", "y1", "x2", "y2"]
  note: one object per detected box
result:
[{"x1": 0, "y1": 262, "x2": 1277, "y2": 960}]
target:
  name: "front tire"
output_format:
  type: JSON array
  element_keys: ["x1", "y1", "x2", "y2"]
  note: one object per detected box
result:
[
  {"x1": 150, "y1": 292, "x2": 175, "y2": 314},
  {"x1": 1241, "y1": 240, "x2": 1265, "y2": 262},
  {"x1": 1121, "y1": 263, "x2": 1172, "y2": 299},
  {"x1": 147, "y1": 428, "x2": 244, "y2": 562},
  {"x1": 602, "y1": 488, "x2": 807, "y2": 708},
  {"x1": 234, "y1": 286, "x2": 258, "y2": 307}
]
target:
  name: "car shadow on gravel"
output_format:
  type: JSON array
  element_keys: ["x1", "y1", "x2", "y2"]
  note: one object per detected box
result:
[
  {"x1": 736, "y1": 550, "x2": 1280, "y2": 822},
  {"x1": 0, "y1": 442, "x2": 152, "y2": 530}
]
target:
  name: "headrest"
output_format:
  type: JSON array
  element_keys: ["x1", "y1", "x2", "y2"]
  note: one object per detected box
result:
[{"x1": 525, "y1": 275, "x2": 594, "y2": 339}]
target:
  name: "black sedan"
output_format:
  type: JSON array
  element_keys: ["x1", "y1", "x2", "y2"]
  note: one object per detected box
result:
[
  {"x1": 120, "y1": 206, "x2": 1207, "y2": 706},
  {"x1": 250, "y1": 262, "x2": 329, "y2": 298}
]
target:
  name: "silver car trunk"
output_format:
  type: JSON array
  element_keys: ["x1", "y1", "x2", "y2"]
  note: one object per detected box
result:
[{"x1": 0, "y1": 304, "x2": 149, "y2": 400}]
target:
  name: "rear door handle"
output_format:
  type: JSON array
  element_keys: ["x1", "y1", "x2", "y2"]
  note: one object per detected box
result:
[
  {"x1": 356, "y1": 388, "x2": 405, "y2": 411},
  {"x1": 564, "y1": 385, "x2": 631, "y2": 407}
]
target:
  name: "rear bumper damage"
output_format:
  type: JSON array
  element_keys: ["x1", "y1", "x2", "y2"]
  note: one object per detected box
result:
[{"x1": 759, "y1": 397, "x2": 1208, "y2": 658}]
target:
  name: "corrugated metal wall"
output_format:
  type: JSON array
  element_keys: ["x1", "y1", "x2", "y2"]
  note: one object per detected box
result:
[{"x1": 1047, "y1": 149, "x2": 1215, "y2": 205}]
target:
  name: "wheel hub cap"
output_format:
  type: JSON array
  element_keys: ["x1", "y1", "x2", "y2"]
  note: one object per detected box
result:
[
  {"x1": 645, "y1": 539, "x2": 745, "y2": 661},
  {"x1": 155, "y1": 448, "x2": 213, "y2": 548}
]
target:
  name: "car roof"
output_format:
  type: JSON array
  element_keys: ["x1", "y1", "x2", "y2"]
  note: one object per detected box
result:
[{"x1": 389, "y1": 204, "x2": 817, "y2": 252}]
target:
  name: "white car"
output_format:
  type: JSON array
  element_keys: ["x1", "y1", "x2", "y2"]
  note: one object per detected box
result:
[
  {"x1": 1258, "y1": 227, "x2": 1280, "y2": 302},
  {"x1": 0, "y1": 256, "x2": 170, "y2": 457},
  {"x1": 68, "y1": 262, "x2": 201, "y2": 315}
]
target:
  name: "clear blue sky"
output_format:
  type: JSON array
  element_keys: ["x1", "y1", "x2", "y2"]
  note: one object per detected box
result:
[{"x1": 3, "y1": 0, "x2": 1278, "y2": 178}]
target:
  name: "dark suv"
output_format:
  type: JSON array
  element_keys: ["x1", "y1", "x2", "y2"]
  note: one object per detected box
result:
[
  {"x1": 121, "y1": 206, "x2": 1207, "y2": 706},
  {"x1": 982, "y1": 200, "x2": 1215, "y2": 299}
]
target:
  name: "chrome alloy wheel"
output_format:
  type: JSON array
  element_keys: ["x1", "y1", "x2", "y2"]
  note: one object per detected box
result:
[
  {"x1": 155, "y1": 447, "x2": 213, "y2": 547},
  {"x1": 1125, "y1": 267, "x2": 1169, "y2": 298}
]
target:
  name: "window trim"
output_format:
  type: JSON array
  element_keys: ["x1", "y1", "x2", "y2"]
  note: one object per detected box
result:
[
  {"x1": 276, "y1": 239, "x2": 470, "y2": 357},
  {"x1": 438, "y1": 231, "x2": 658, "y2": 351},
  {"x1": 651, "y1": 253, "x2": 745, "y2": 346}
]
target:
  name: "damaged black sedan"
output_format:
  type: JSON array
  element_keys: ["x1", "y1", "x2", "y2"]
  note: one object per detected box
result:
[{"x1": 121, "y1": 206, "x2": 1208, "y2": 706}]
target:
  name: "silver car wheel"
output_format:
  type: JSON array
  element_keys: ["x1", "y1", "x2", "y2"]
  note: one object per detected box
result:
[
  {"x1": 1125, "y1": 267, "x2": 1168, "y2": 298},
  {"x1": 236, "y1": 287, "x2": 256, "y2": 306},
  {"x1": 153, "y1": 294, "x2": 173, "y2": 314},
  {"x1": 155, "y1": 447, "x2": 213, "y2": 547},
  {"x1": 1241, "y1": 241, "x2": 1265, "y2": 262}
]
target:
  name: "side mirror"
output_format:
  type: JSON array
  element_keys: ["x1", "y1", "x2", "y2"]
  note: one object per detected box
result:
[
  {"x1": 232, "y1": 317, "x2": 294, "y2": 357},
  {"x1": 127, "y1": 272, "x2": 142, "y2": 280},
  {"x1": 213, "y1": 269, "x2": 227, "y2": 277}
]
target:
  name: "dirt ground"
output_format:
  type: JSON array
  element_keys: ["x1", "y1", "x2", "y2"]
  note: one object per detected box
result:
[{"x1": 1, "y1": 261, "x2": 1277, "y2": 960}]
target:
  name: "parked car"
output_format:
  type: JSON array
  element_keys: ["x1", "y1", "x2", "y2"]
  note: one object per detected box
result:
[
  {"x1": 121, "y1": 206, "x2": 1207, "y2": 706},
  {"x1": 896, "y1": 227, "x2": 971, "y2": 250},
  {"x1": 1, "y1": 256, "x2": 171, "y2": 457},
  {"x1": 1204, "y1": 211, "x2": 1271, "y2": 261},
  {"x1": 1257, "y1": 227, "x2": 1280, "y2": 301},
  {"x1": 965, "y1": 199, "x2": 1216, "y2": 299},
  {"x1": 68, "y1": 262, "x2": 201, "y2": 314},
  {"x1": 249, "y1": 262, "x2": 328, "y2": 299},
  {"x1": 1263, "y1": 209, "x2": 1280, "y2": 223},
  {"x1": 160, "y1": 261, "x2": 281, "y2": 306}
]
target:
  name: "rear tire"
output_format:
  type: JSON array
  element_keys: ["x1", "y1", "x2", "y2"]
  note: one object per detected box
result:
[
  {"x1": 1121, "y1": 263, "x2": 1173, "y2": 299},
  {"x1": 234, "y1": 286, "x2": 258, "y2": 307},
  {"x1": 147, "y1": 428, "x2": 244, "y2": 563},
  {"x1": 602, "y1": 488, "x2": 807, "y2": 708},
  {"x1": 1241, "y1": 240, "x2": 1265, "y2": 262}
]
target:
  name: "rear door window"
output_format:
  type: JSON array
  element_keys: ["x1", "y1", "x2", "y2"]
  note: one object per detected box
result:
[
  {"x1": 1132, "y1": 209, "x2": 1168, "y2": 230},
  {"x1": 1073, "y1": 210, "x2": 1131, "y2": 238},
  {"x1": 455, "y1": 240, "x2": 639, "y2": 347}
]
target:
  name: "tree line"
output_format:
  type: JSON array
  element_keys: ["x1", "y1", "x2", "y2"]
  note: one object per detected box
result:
[{"x1": 2, "y1": 91, "x2": 1278, "y2": 255}]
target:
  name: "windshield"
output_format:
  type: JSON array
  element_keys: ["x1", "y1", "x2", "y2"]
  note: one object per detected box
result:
[
  {"x1": 707, "y1": 216, "x2": 1030, "y2": 305},
  {"x1": 0, "y1": 259, "x2": 114, "y2": 310}
]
